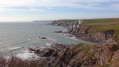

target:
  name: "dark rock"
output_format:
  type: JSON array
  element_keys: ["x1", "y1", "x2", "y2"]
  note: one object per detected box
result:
[
  {"x1": 34, "y1": 49, "x2": 40, "y2": 54},
  {"x1": 28, "y1": 47, "x2": 36, "y2": 52},
  {"x1": 43, "y1": 49, "x2": 53, "y2": 57},
  {"x1": 55, "y1": 30, "x2": 63, "y2": 33},
  {"x1": 63, "y1": 31, "x2": 69, "y2": 34},
  {"x1": 41, "y1": 37, "x2": 47, "y2": 39},
  {"x1": 28, "y1": 43, "x2": 119, "y2": 67}
]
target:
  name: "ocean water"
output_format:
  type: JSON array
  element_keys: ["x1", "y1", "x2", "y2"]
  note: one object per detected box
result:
[{"x1": 0, "y1": 22, "x2": 92, "y2": 56}]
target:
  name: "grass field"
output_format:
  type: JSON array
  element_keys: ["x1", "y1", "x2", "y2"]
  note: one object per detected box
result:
[
  {"x1": 57, "y1": 19, "x2": 78, "y2": 24},
  {"x1": 83, "y1": 18, "x2": 119, "y2": 25},
  {"x1": 82, "y1": 18, "x2": 119, "y2": 31},
  {"x1": 95, "y1": 24, "x2": 119, "y2": 31}
]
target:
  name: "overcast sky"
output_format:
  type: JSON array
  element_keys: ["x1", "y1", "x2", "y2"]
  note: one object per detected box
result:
[{"x1": 0, "y1": 0, "x2": 119, "y2": 22}]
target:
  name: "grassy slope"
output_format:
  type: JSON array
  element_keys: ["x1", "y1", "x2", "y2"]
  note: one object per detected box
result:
[
  {"x1": 82, "y1": 18, "x2": 119, "y2": 42},
  {"x1": 83, "y1": 18, "x2": 119, "y2": 25},
  {"x1": 55, "y1": 18, "x2": 119, "y2": 42},
  {"x1": 56, "y1": 19, "x2": 78, "y2": 24},
  {"x1": 83, "y1": 19, "x2": 119, "y2": 31}
]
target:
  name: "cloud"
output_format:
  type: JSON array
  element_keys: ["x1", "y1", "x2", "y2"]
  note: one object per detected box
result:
[
  {"x1": 0, "y1": 0, "x2": 119, "y2": 9},
  {"x1": 0, "y1": 0, "x2": 119, "y2": 21}
]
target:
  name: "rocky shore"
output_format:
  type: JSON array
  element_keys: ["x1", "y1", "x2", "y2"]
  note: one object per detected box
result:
[
  {"x1": 1, "y1": 43, "x2": 119, "y2": 67},
  {"x1": 0, "y1": 19, "x2": 119, "y2": 67},
  {"x1": 28, "y1": 43, "x2": 119, "y2": 67}
]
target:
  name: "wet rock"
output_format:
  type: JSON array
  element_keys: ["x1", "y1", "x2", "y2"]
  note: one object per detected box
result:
[
  {"x1": 63, "y1": 31, "x2": 69, "y2": 34},
  {"x1": 41, "y1": 37, "x2": 47, "y2": 39},
  {"x1": 43, "y1": 49, "x2": 54, "y2": 57},
  {"x1": 34, "y1": 49, "x2": 40, "y2": 54},
  {"x1": 67, "y1": 34, "x2": 73, "y2": 37},
  {"x1": 28, "y1": 47, "x2": 36, "y2": 52},
  {"x1": 54, "y1": 30, "x2": 63, "y2": 33}
]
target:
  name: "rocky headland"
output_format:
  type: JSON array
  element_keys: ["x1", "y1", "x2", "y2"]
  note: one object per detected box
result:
[{"x1": 51, "y1": 19, "x2": 119, "y2": 44}]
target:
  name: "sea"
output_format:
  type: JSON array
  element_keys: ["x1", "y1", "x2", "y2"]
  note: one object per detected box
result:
[{"x1": 0, "y1": 22, "x2": 92, "y2": 58}]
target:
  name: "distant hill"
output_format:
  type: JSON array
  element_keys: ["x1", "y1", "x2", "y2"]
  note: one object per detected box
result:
[{"x1": 33, "y1": 20, "x2": 53, "y2": 22}]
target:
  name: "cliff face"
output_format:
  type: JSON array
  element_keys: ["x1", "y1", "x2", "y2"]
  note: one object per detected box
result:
[
  {"x1": 51, "y1": 21, "x2": 69, "y2": 27},
  {"x1": 51, "y1": 20, "x2": 79, "y2": 27},
  {"x1": 31, "y1": 43, "x2": 119, "y2": 67},
  {"x1": 67, "y1": 21, "x2": 116, "y2": 44},
  {"x1": 51, "y1": 20, "x2": 116, "y2": 44}
]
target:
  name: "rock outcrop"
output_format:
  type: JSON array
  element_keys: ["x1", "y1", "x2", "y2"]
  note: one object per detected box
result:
[
  {"x1": 29, "y1": 43, "x2": 119, "y2": 67},
  {"x1": 51, "y1": 20, "x2": 69, "y2": 27},
  {"x1": 41, "y1": 37, "x2": 47, "y2": 39},
  {"x1": 51, "y1": 20, "x2": 117, "y2": 44},
  {"x1": 67, "y1": 21, "x2": 116, "y2": 44},
  {"x1": 54, "y1": 30, "x2": 63, "y2": 33}
]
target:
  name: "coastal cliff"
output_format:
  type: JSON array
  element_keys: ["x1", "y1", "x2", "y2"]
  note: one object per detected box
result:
[
  {"x1": 29, "y1": 43, "x2": 119, "y2": 67},
  {"x1": 52, "y1": 19, "x2": 119, "y2": 44},
  {"x1": 51, "y1": 20, "x2": 78, "y2": 27}
]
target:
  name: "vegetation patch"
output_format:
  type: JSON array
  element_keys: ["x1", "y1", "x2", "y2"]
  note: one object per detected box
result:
[
  {"x1": 81, "y1": 19, "x2": 119, "y2": 43},
  {"x1": 83, "y1": 19, "x2": 119, "y2": 25},
  {"x1": 56, "y1": 20, "x2": 78, "y2": 24},
  {"x1": 72, "y1": 43, "x2": 86, "y2": 50}
]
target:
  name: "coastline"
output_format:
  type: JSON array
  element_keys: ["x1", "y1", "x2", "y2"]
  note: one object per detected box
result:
[
  {"x1": 13, "y1": 43, "x2": 119, "y2": 67},
  {"x1": 51, "y1": 19, "x2": 117, "y2": 44},
  {"x1": 0, "y1": 19, "x2": 119, "y2": 67}
]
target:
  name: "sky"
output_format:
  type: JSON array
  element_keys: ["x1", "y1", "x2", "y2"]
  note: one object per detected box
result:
[{"x1": 0, "y1": 0, "x2": 119, "y2": 22}]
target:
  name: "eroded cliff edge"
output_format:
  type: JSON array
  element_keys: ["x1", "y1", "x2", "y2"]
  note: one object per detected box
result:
[
  {"x1": 51, "y1": 19, "x2": 119, "y2": 44},
  {"x1": 30, "y1": 43, "x2": 119, "y2": 67}
]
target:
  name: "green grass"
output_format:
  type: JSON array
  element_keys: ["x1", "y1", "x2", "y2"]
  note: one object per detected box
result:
[
  {"x1": 81, "y1": 19, "x2": 119, "y2": 42},
  {"x1": 113, "y1": 31, "x2": 119, "y2": 42},
  {"x1": 83, "y1": 19, "x2": 119, "y2": 25},
  {"x1": 57, "y1": 20, "x2": 78, "y2": 24},
  {"x1": 95, "y1": 24, "x2": 119, "y2": 32}
]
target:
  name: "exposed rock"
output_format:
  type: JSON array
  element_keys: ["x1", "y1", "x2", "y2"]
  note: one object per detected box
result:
[
  {"x1": 55, "y1": 30, "x2": 63, "y2": 33},
  {"x1": 41, "y1": 37, "x2": 47, "y2": 39},
  {"x1": 51, "y1": 20, "x2": 117, "y2": 44},
  {"x1": 29, "y1": 43, "x2": 119, "y2": 67},
  {"x1": 67, "y1": 34, "x2": 73, "y2": 37},
  {"x1": 64, "y1": 34, "x2": 73, "y2": 37},
  {"x1": 63, "y1": 31, "x2": 69, "y2": 34},
  {"x1": 51, "y1": 20, "x2": 71, "y2": 27}
]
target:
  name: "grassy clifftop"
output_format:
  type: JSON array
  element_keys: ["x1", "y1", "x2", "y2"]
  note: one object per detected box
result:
[
  {"x1": 52, "y1": 18, "x2": 119, "y2": 43},
  {"x1": 51, "y1": 19, "x2": 78, "y2": 27},
  {"x1": 83, "y1": 18, "x2": 119, "y2": 25},
  {"x1": 54, "y1": 19, "x2": 78, "y2": 24},
  {"x1": 81, "y1": 18, "x2": 119, "y2": 43},
  {"x1": 82, "y1": 18, "x2": 119, "y2": 31}
]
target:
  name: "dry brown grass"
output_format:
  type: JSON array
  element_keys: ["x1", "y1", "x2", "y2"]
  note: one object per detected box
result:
[{"x1": 0, "y1": 56, "x2": 45, "y2": 67}]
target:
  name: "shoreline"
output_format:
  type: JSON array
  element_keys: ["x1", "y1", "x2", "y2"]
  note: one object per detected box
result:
[
  {"x1": 51, "y1": 20, "x2": 117, "y2": 44},
  {"x1": 13, "y1": 43, "x2": 119, "y2": 67}
]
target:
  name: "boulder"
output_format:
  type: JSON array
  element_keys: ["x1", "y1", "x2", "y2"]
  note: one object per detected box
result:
[
  {"x1": 55, "y1": 30, "x2": 63, "y2": 33},
  {"x1": 41, "y1": 37, "x2": 47, "y2": 39}
]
